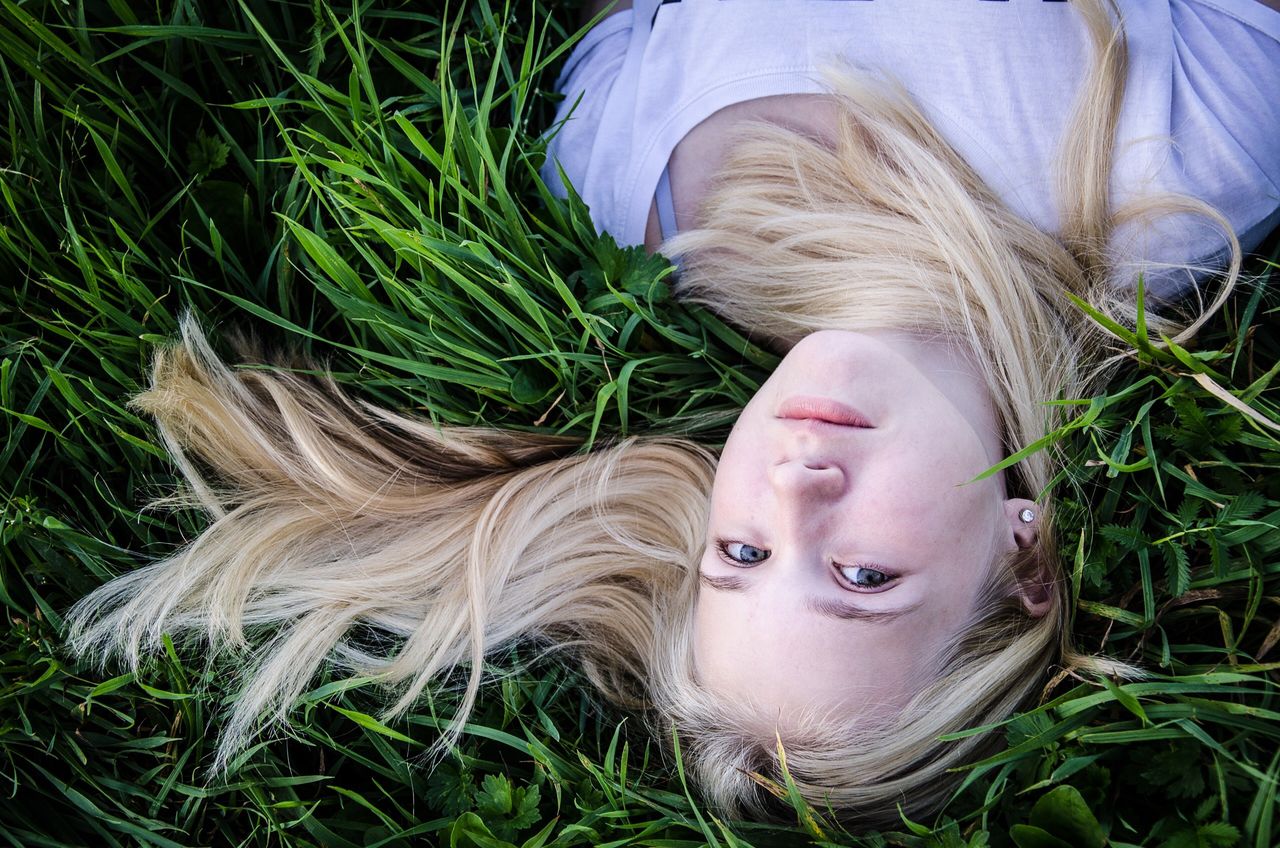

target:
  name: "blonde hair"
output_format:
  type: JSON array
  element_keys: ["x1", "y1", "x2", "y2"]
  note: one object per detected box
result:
[
  {"x1": 68, "y1": 323, "x2": 716, "y2": 773},
  {"x1": 67, "y1": 0, "x2": 1240, "y2": 828},
  {"x1": 650, "y1": 0, "x2": 1237, "y2": 824}
]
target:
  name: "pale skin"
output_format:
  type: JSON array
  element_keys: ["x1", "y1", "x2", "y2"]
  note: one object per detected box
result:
[
  {"x1": 693, "y1": 330, "x2": 1045, "y2": 727},
  {"x1": 571, "y1": 0, "x2": 1278, "y2": 721}
]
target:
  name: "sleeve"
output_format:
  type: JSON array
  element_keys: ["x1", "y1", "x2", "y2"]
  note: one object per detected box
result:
[
  {"x1": 1166, "y1": 0, "x2": 1280, "y2": 254},
  {"x1": 540, "y1": 14, "x2": 633, "y2": 200}
]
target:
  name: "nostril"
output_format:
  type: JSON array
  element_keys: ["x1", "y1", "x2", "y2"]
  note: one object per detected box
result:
[{"x1": 768, "y1": 459, "x2": 847, "y2": 496}]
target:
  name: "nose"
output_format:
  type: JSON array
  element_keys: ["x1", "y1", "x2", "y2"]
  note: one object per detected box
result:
[{"x1": 767, "y1": 458, "x2": 846, "y2": 500}]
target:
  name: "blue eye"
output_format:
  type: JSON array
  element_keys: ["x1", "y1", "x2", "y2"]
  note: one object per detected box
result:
[
  {"x1": 838, "y1": 565, "x2": 891, "y2": 589},
  {"x1": 717, "y1": 540, "x2": 770, "y2": 565}
]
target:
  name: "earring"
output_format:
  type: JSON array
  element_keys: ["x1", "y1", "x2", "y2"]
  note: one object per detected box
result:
[{"x1": 1019, "y1": 508, "x2": 1036, "y2": 524}]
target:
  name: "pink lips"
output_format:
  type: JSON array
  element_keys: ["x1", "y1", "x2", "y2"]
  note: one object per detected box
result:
[{"x1": 776, "y1": 396, "x2": 874, "y2": 428}]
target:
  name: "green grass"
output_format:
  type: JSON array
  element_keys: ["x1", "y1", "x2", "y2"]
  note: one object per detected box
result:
[{"x1": 0, "y1": 2, "x2": 1277, "y2": 846}]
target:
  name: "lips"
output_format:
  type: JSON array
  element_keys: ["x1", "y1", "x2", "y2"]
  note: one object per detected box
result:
[{"x1": 776, "y1": 396, "x2": 874, "y2": 428}]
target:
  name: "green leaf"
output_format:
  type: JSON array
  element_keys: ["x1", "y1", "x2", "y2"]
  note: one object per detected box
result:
[
  {"x1": 1027, "y1": 786, "x2": 1106, "y2": 848},
  {"x1": 476, "y1": 773, "x2": 514, "y2": 817},
  {"x1": 1162, "y1": 541, "x2": 1192, "y2": 597},
  {"x1": 1103, "y1": 677, "x2": 1150, "y2": 726},
  {"x1": 1195, "y1": 821, "x2": 1241, "y2": 847},
  {"x1": 328, "y1": 704, "x2": 418, "y2": 745},
  {"x1": 450, "y1": 812, "x2": 517, "y2": 848},
  {"x1": 1010, "y1": 825, "x2": 1074, "y2": 848},
  {"x1": 518, "y1": 818, "x2": 557, "y2": 848},
  {"x1": 186, "y1": 131, "x2": 230, "y2": 178},
  {"x1": 508, "y1": 784, "x2": 541, "y2": 832},
  {"x1": 85, "y1": 673, "x2": 136, "y2": 699}
]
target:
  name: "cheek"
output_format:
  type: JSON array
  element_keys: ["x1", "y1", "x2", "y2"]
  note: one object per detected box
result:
[
  {"x1": 857, "y1": 457, "x2": 946, "y2": 519},
  {"x1": 860, "y1": 458, "x2": 1003, "y2": 555},
  {"x1": 710, "y1": 437, "x2": 772, "y2": 517},
  {"x1": 873, "y1": 431, "x2": 999, "y2": 525},
  {"x1": 691, "y1": 589, "x2": 753, "y2": 685}
]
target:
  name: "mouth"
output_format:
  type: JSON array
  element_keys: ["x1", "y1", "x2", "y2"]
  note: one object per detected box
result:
[{"x1": 776, "y1": 395, "x2": 875, "y2": 428}]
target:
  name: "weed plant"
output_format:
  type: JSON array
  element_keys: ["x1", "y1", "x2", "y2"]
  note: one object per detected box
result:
[{"x1": 0, "y1": 2, "x2": 1276, "y2": 846}]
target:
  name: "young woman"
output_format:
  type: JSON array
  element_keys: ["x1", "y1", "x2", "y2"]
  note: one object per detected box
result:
[{"x1": 68, "y1": 0, "x2": 1280, "y2": 828}]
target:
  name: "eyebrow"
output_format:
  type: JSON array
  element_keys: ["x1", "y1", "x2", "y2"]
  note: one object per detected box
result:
[{"x1": 698, "y1": 573, "x2": 920, "y2": 623}]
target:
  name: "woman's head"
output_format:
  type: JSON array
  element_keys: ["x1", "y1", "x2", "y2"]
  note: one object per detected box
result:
[
  {"x1": 644, "y1": 1, "x2": 1149, "y2": 821},
  {"x1": 692, "y1": 329, "x2": 1050, "y2": 729},
  {"x1": 643, "y1": 331, "x2": 1066, "y2": 826}
]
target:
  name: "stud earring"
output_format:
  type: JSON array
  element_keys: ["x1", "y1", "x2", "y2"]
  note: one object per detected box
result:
[{"x1": 1019, "y1": 508, "x2": 1036, "y2": 524}]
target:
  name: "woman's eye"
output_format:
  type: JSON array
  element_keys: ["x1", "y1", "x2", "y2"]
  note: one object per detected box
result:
[
  {"x1": 718, "y1": 540, "x2": 770, "y2": 565},
  {"x1": 838, "y1": 565, "x2": 891, "y2": 589}
]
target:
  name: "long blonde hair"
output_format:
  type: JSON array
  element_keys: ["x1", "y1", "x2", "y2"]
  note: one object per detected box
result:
[
  {"x1": 648, "y1": 0, "x2": 1238, "y2": 823},
  {"x1": 67, "y1": 0, "x2": 1239, "y2": 827}
]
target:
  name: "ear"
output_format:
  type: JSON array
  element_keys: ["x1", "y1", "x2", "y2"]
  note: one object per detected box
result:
[
  {"x1": 1003, "y1": 498, "x2": 1053, "y2": 618},
  {"x1": 1003, "y1": 498, "x2": 1039, "y2": 550}
]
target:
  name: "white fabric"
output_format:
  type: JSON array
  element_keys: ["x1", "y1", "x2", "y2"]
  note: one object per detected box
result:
[{"x1": 542, "y1": 0, "x2": 1280, "y2": 298}]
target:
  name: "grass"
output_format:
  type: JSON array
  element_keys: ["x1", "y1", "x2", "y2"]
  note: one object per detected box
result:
[{"x1": 0, "y1": 1, "x2": 1276, "y2": 845}]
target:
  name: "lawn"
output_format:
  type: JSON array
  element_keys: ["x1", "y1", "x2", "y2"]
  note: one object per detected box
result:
[{"x1": 0, "y1": 2, "x2": 1277, "y2": 846}]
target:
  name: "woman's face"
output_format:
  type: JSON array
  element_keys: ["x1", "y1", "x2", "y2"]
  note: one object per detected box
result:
[{"x1": 693, "y1": 330, "x2": 1041, "y2": 729}]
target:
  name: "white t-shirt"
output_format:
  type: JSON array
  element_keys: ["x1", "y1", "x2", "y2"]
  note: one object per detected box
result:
[{"x1": 542, "y1": 0, "x2": 1280, "y2": 298}]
